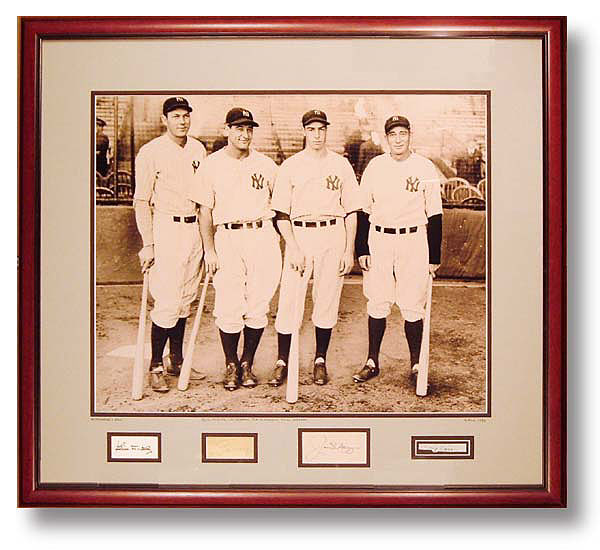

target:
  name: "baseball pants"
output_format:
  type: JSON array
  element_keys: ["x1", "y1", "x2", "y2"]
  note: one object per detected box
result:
[
  {"x1": 149, "y1": 211, "x2": 204, "y2": 328},
  {"x1": 363, "y1": 225, "x2": 429, "y2": 322},
  {"x1": 213, "y1": 223, "x2": 282, "y2": 334},
  {"x1": 275, "y1": 220, "x2": 346, "y2": 333}
]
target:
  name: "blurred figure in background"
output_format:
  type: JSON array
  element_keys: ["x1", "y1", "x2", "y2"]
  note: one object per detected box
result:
[{"x1": 96, "y1": 117, "x2": 111, "y2": 176}]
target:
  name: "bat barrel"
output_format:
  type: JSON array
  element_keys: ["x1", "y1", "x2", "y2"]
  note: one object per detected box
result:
[
  {"x1": 178, "y1": 268, "x2": 210, "y2": 391},
  {"x1": 416, "y1": 274, "x2": 433, "y2": 397},
  {"x1": 131, "y1": 272, "x2": 149, "y2": 400},
  {"x1": 285, "y1": 267, "x2": 310, "y2": 404}
]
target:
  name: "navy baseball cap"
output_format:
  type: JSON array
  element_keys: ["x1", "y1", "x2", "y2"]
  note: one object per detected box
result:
[
  {"x1": 163, "y1": 97, "x2": 193, "y2": 115},
  {"x1": 226, "y1": 108, "x2": 259, "y2": 127},
  {"x1": 384, "y1": 115, "x2": 411, "y2": 134},
  {"x1": 302, "y1": 109, "x2": 330, "y2": 127}
]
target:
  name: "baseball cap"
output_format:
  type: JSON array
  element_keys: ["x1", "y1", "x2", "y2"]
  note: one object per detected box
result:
[
  {"x1": 302, "y1": 109, "x2": 330, "y2": 127},
  {"x1": 96, "y1": 117, "x2": 106, "y2": 127},
  {"x1": 384, "y1": 115, "x2": 411, "y2": 134},
  {"x1": 226, "y1": 108, "x2": 259, "y2": 127},
  {"x1": 162, "y1": 97, "x2": 193, "y2": 115}
]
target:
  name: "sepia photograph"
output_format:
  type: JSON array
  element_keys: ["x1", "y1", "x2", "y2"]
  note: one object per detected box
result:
[
  {"x1": 20, "y1": 17, "x2": 565, "y2": 508},
  {"x1": 93, "y1": 91, "x2": 489, "y2": 416}
]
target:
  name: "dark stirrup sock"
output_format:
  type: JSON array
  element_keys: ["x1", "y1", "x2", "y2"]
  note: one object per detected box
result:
[
  {"x1": 277, "y1": 332, "x2": 292, "y2": 363},
  {"x1": 167, "y1": 317, "x2": 187, "y2": 363},
  {"x1": 240, "y1": 326, "x2": 264, "y2": 366},
  {"x1": 367, "y1": 316, "x2": 386, "y2": 366},
  {"x1": 404, "y1": 319, "x2": 424, "y2": 367},
  {"x1": 219, "y1": 329, "x2": 241, "y2": 365},
  {"x1": 150, "y1": 322, "x2": 169, "y2": 367},
  {"x1": 315, "y1": 326, "x2": 332, "y2": 360}
]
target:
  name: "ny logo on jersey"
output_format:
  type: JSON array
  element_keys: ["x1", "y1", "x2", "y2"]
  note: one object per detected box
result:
[
  {"x1": 326, "y1": 175, "x2": 340, "y2": 191},
  {"x1": 251, "y1": 173, "x2": 265, "y2": 190},
  {"x1": 405, "y1": 176, "x2": 420, "y2": 192},
  {"x1": 191, "y1": 160, "x2": 200, "y2": 174}
]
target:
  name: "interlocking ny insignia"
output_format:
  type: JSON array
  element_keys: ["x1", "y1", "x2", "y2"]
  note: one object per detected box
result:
[
  {"x1": 251, "y1": 173, "x2": 265, "y2": 190},
  {"x1": 405, "y1": 176, "x2": 420, "y2": 192},
  {"x1": 326, "y1": 175, "x2": 340, "y2": 191}
]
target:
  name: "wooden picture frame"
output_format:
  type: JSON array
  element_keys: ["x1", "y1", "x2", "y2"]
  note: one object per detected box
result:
[{"x1": 18, "y1": 16, "x2": 566, "y2": 507}]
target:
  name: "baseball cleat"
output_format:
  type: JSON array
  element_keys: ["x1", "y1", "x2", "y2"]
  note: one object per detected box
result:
[
  {"x1": 240, "y1": 361, "x2": 258, "y2": 388},
  {"x1": 165, "y1": 354, "x2": 182, "y2": 376},
  {"x1": 313, "y1": 358, "x2": 328, "y2": 385},
  {"x1": 223, "y1": 362, "x2": 240, "y2": 391},
  {"x1": 268, "y1": 359, "x2": 288, "y2": 387},
  {"x1": 353, "y1": 359, "x2": 380, "y2": 383},
  {"x1": 149, "y1": 365, "x2": 169, "y2": 392},
  {"x1": 410, "y1": 364, "x2": 419, "y2": 383}
]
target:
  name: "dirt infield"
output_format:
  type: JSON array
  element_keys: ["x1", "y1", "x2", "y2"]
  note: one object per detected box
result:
[{"x1": 95, "y1": 276, "x2": 486, "y2": 415}]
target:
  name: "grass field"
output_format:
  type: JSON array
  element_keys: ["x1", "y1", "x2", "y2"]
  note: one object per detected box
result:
[{"x1": 95, "y1": 276, "x2": 487, "y2": 415}]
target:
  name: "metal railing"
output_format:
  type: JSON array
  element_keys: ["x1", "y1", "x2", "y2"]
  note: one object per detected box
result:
[
  {"x1": 96, "y1": 170, "x2": 134, "y2": 205},
  {"x1": 441, "y1": 177, "x2": 486, "y2": 210}
]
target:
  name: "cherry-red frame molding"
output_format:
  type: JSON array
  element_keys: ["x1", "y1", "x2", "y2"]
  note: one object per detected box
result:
[{"x1": 18, "y1": 16, "x2": 566, "y2": 507}]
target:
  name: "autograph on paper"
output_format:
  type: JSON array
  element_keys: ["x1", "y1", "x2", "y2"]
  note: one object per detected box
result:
[
  {"x1": 302, "y1": 432, "x2": 367, "y2": 465},
  {"x1": 115, "y1": 441, "x2": 154, "y2": 456},
  {"x1": 110, "y1": 435, "x2": 159, "y2": 460}
]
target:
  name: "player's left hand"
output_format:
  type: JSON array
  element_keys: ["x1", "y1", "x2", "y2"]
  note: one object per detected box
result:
[
  {"x1": 429, "y1": 264, "x2": 440, "y2": 278},
  {"x1": 338, "y1": 251, "x2": 354, "y2": 276}
]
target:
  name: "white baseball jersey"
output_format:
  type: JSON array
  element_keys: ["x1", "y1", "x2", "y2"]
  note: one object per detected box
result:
[
  {"x1": 271, "y1": 149, "x2": 361, "y2": 220},
  {"x1": 189, "y1": 148, "x2": 277, "y2": 225},
  {"x1": 134, "y1": 134, "x2": 207, "y2": 215},
  {"x1": 134, "y1": 134, "x2": 207, "y2": 328},
  {"x1": 360, "y1": 152, "x2": 442, "y2": 227}
]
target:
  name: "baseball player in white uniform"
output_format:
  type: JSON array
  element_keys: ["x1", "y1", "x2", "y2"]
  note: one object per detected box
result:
[
  {"x1": 269, "y1": 109, "x2": 361, "y2": 387},
  {"x1": 133, "y1": 97, "x2": 207, "y2": 392},
  {"x1": 189, "y1": 108, "x2": 281, "y2": 391},
  {"x1": 353, "y1": 115, "x2": 443, "y2": 384}
]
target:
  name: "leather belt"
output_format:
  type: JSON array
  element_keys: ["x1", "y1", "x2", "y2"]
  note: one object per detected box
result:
[
  {"x1": 293, "y1": 218, "x2": 337, "y2": 228},
  {"x1": 223, "y1": 220, "x2": 265, "y2": 230},
  {"x1": 173, "y1": 215, "x2": 197, "y2": 223},
  {"x1": 375, "y1": 225, "x2": 418, "y2": 235}
]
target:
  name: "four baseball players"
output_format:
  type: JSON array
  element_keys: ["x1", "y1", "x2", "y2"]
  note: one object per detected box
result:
[
  {"x1": 133, "y1": 97, "x2": 207, "y2": 392},
  {"x1": 132, "y1": 101, "x2": 443, "y2": 396}
]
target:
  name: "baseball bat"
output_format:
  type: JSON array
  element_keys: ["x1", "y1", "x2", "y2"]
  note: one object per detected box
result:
[
  {"x1": 131, "y1": 272, "x2": 149, "y2": 401},
  {"x1": 178, "y1": 267, "x2": 211, "y2": 391},
  {"x1": 286, "y1": 266, "x2": 311, "y2": 404},
  {"x1": 416, "y1": 274, "x2": 433, "y2": 397}
]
